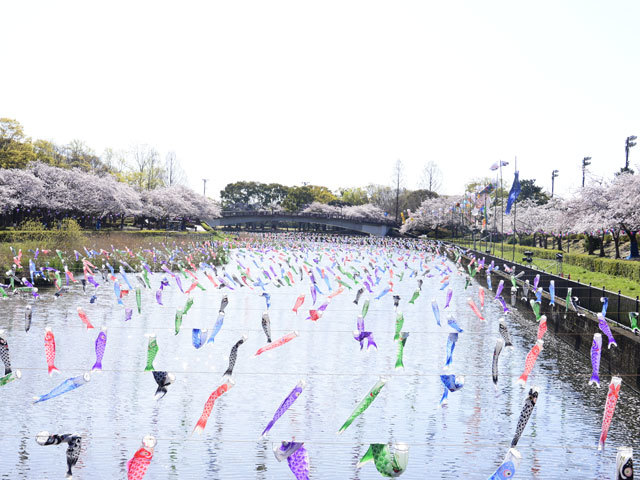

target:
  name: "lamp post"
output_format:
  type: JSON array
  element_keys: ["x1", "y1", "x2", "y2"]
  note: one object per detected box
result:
[
  {"x1": 582, "y1": 157, "x2": 591, "y2": 188},
  {"x1": 625, "y1": 135, "x2": 637, "y2": 171},
  {"x1": 551, "y1": 170, "x2": 559, "y2": 197},
  {"x1": 202, "y1": 178, "x2": 208, "y2": 197}
]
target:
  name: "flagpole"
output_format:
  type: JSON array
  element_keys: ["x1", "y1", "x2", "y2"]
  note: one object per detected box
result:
[
  {"x1": 512, "y1": 157, "x2": 517, "y2": 262},
  {"x1": 500, "y1": 161, "x2": 504, "y2": 257},
  {"x1": 484, "y1": 193, "x2": 488, "y2": 253},
  {"x1": 493, "y1": 170, "x2": 498, "y2": 255}
]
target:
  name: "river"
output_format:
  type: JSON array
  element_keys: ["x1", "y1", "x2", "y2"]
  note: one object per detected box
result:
[{"x1": 0, "y1": 238, "x2": 638, "y2": 478}]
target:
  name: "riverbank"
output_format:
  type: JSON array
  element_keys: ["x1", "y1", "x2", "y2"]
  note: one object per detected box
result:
[
  {"x1": 447, "y1": 238, "x2": 640, "y2": 298},
  {"x1": 448, "y1": 244, "x2": 640, "y2": 393},
  {"x1": 0, "y1": 228, "x2": 232, "y2": 284}
]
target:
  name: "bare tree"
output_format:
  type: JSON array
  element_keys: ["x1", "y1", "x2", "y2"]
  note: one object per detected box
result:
[
  {"x1": 129, "y1": 145, "x2": 164, "y2": 190},
  {"x1": 420, "y1": 161, "x2": 443, "y2": 193},
  {"x1": 145, "y1": 149, "x2": 164, "y2": 190},
  {"x1": 102, "y1": 148, "x2": 128, "y2": 174},
  {"x1": 164, "y1": 151, "x2": 187, "y2": 186}
]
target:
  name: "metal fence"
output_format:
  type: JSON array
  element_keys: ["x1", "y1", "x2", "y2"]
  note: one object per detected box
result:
[{"x1": 446, "y1": 242, "x2": 639, "y2": 329}]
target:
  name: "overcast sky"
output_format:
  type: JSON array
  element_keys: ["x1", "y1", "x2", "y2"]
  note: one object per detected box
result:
[{"x1": 3, "y1": 1, "x2": 639, "y2": 200}]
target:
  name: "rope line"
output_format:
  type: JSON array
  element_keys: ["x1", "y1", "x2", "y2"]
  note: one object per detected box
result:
[
  {"x1": 2, "y1": 324, "x2": 634, "y2": 337},
  {"x1": 8, "y1": 366, "x2": 636, "y2": 377},
  {"x1": 0, "y1": 432, "x2": 629, "y2": 450}
]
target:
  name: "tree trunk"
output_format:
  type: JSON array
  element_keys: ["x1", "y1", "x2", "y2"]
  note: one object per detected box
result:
[
  {"x1": 614, "y1": 231, "x2": 621, "y2": 259},
  {"x1": 557, "y1": 235, "x2": 563, "y2": 251},
  {"x1": 434, "y1": 226, "x2": 438, "y2": 239},
  {"x1": 621, "y1": 223, "x2": 639, "y2": 258},
  {"x1": 543, "y1": 236, "x2": 548, "y2": 249},
  {"x1": 599, "y1": 232, "x2": 606, "y2": 257},
  {"x1": 587, "y1": 235, "x2": 595, "y2": 255}
]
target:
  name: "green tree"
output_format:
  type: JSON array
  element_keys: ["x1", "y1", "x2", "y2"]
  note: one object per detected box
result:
[
  {"x1": 519, "y1": 178, "x2": 549, "y2": 205},
  {"x1": 220, "y1": 181, "x2": 261, "y2": 208},
  {"x1": 259, "y1": 183, "x2": 290, "y2": 208},
  {"x1": 282, "y1": 186, "x2": 314, "y2": 211},
  {"x1": 337, "y1": 187, "x2": 369, "y2": 206},
  {"x1": 366, "y1": 184, "x2": 395, "y2": 216},
  {"x1": 33, "y1": 139, "x2": 61, "y2": 166},
  {"x1": 308, "y1": 185, "x2": 337, "y2": 204},
  {"x1": 0, "y1": 118, "x2": 35, "y2": 168},
  {"x1": 404, "y1": 189, "x2": 438, "y2": 212}
]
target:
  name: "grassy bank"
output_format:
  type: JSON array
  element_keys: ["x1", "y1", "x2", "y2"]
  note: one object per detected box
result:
[
  {"x1": 448, "y1": 238, "x2": 640, "y2": 298},
  {"x1": 0, "y1": 223, "x2": 232, "y2": 276}
]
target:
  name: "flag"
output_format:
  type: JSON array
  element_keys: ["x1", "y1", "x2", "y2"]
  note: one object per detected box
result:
[
  {"x1": 505, "y1": 171, "x2": 521, "y2": 215},
  {"x1": 490, "y1": 160, "x2": 510, "y2": 171}
]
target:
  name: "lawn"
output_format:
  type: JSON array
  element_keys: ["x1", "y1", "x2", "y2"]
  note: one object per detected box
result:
[{"x1": 531, "y1": 257, "x2": 640, "y2": 298}]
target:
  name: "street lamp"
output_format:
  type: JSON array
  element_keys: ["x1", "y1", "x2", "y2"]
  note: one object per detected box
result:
[
  {"x1": 551, "y1": 170, "x2": 559, "y2": 197},
  {"x1": 625, "y1": 135, "x2": 637, "y2": 171},
  {"x1": 202, "y1": 178, "x2": 208, "y2": 197},
  {"x1": 582, "y1": 157, "x2": 591, "y2": 188}
]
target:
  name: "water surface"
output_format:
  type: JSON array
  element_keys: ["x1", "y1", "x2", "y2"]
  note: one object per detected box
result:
[{"x1": 1, "y1": 244, "x2": 638, "y2": 478}]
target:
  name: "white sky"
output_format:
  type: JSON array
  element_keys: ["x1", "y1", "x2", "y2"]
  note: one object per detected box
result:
[{"x1": 3, "y1": 1, "x2": 640, "y2": 200}]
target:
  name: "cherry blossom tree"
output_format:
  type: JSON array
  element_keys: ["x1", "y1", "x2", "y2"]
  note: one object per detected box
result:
[
  {"x1": 343, "y1": 204, "x2": 387, "y2": 222},
  {"x1": 604, "y1": 173, "x2": 640, "y2": 258},
  {"x1": 401, "y1": 196, "x2": 458, "y2": 236},
  {"x1": 302, "y1": 202, "x2": 340, "y2": 217},
  {"x1": 0, "y1": 162, "x2": 219, "y2": 229}
]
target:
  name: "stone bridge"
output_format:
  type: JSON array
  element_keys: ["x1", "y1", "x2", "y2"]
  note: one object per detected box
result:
[{"x1": 205, "y1": 211, "x2": 397, "y2": 236}]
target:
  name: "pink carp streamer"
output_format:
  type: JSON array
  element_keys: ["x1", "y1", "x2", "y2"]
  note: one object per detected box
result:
[
  {"x1": 252, "y1": 332, "x2": 299, "y2": 358},
  {"x1": 467, "y1": 298, "x2": 484, "y2": 321},
  {"x1": 599, "y1": 376, "x2": 622, "y2": 450},
  {"x1": 517, "y1": 340, "x2": 543, "y2": 386}
]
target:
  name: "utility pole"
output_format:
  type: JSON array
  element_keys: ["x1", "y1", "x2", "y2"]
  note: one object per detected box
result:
[
  {"x1": 582, "y1": 157, "x2": 591, "y2": 187},
  {"x1": 202, "y1": 178, "x2": 208, "y2": 197},
  {"x1": 625, "y1": 135, "x2": 637, "y2": 171},
  {"x1": 551, "y1": 170, "x2": 559, "y2": 197}
]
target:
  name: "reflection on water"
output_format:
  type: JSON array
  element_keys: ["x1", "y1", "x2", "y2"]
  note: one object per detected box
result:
[{"x1": 0, "y1": 245, "x2": 639, "y2": 479}]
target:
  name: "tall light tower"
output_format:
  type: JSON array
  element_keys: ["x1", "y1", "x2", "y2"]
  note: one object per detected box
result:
[
  {"x1": 625, "y1": 135, "x2": 637, "y2": 171},
  {"x1": 582, "y1": 157, "x2": 591, "y2": 188},
  {"x1": 202, "y1": 178, "x2": 208, "y2": 197},
  {"x1": 551, "y1": 170, "x2": 559, "y2": 197}
]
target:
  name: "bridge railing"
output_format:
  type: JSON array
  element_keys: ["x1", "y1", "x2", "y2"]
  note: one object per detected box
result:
[{"x1": 219, "y1": 210, "x2": 398, "y2": 226}]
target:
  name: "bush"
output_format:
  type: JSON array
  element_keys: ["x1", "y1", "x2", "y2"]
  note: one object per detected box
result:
[
  {"x1": 518, "y1": 235, "x2": 535, "y2": 247},
  {"x1": 17, "y1": 220, "x2": 51, "y2": 243},
  {"x1": 58, "y1": 219, "x2": 85, "y2": 246}
]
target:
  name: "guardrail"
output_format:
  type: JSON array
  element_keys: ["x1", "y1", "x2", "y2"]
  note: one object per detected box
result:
[{"x1": 445, "y1": 242, "x2": 640, "y2": 331}]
